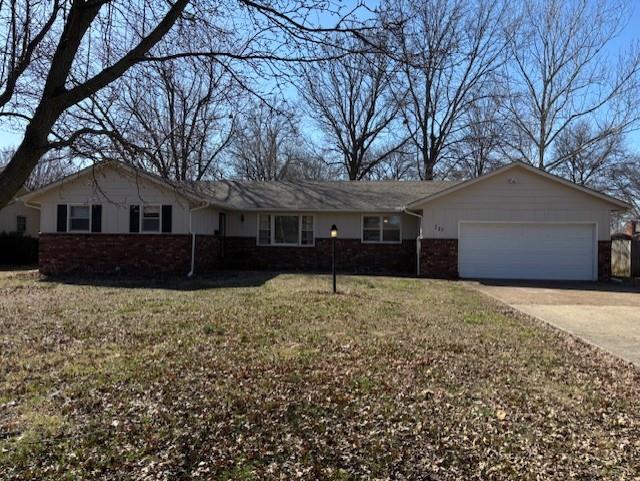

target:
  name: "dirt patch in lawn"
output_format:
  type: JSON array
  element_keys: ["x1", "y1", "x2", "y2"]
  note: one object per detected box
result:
[{"x1": 0, "y1": 270, "x2": 638, "y2": 480}]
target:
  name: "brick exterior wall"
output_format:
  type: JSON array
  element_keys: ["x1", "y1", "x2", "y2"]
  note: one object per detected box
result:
[
  {"x1": 598, "y1": 240, "x2": 611, "y2": 281},
  {"x1": 39, "y1": 234, "x2": 415, "y2": 276},
  {"x1": 222, "y1": 237, "x2": 417, "y2": 275},
  {"x1": 39, "y1": 234, "x2": 220, "y2": 276},
  {"x1": 419, "y1": 238, "x2": 458, "y2": 279},
  {"x1": 39, "y1": 233, "x2": 606, "y2": 280}
]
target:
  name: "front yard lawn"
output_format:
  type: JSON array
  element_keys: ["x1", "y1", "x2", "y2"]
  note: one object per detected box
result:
[{"x1": 1, "y1": 270, "x2": 639, "y2": 480}]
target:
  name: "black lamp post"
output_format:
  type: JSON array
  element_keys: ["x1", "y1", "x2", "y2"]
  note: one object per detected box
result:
[{"x1": 330, "y1": 224, "x2": 338, "y2": 293}]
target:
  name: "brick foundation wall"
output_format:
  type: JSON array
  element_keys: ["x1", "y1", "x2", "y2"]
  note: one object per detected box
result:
[
  {"x1": 40, "y1": 234, "x2": 607, "y2": 281},
  {"x1": 39, "y1": 234, "x2": 220, "y2": 276},
  {"x1": 222, "y1": 237, "x2": 417, "y2": 275},
  {"x1": 195, "y1": 235, "x2": 221, "y2": 272},
  {"x1": 39, "y1": 234, "x2": 415, "y2": 276},
  {"x1": 420, "y1": 239, "x2": 458, "y2": 279},
  {"x1": 598, "y1": 240, "x2": 611, "y2": 281}
]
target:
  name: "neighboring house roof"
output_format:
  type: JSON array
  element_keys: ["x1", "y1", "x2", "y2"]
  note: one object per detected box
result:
[
  {"x1": 193, "y1": 179, "x2": 459, "y2": 211},
  {"x1": 406, "y1": 161, "x2": 631, "y2": 210}
]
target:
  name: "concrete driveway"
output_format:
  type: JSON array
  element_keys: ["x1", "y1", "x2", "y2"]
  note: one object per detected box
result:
[{"x1": 470, "y1": 281, "x2": 640, "y2": 366}]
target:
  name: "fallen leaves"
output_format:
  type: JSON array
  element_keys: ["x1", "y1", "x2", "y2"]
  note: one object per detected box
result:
[{"x1": 0, "y1": 271, "x2": 638, "y2": 480}]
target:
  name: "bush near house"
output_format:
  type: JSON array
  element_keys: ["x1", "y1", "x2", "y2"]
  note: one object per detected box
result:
[
  {"x1": 0, "y1": 271, "x2": 638, "y2": 480},
  {"x1": 0, "y1": 232, "x2": 38, "y2": 265}
]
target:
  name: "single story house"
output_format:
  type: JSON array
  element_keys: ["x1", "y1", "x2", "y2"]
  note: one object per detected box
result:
[
  {"x1": 0, "y1": 187, "x2": 40, "y2": 237},
  {"x1": 19, "y1": 160, "x2": 629, "y2": 280}
]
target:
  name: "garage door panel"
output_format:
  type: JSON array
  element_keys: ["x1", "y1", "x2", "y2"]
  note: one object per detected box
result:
[{"x1": 459, "y1": 223, "x2": 595, "y2": 280}]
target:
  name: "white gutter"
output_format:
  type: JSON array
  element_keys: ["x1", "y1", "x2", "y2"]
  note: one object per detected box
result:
[
  {"x1": 401, "y1": 206, "x2": 423, "y2": 276},
  {"x1": 23, "y1": 200, "x2": 41, "y2": 210},
  {"x1": 187, "y1": 203, "x2": 210, "y2": 277}
]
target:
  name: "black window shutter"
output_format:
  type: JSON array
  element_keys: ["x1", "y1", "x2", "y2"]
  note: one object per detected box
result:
[
  {"x1": 91, "y1": 205, "x2": 102, "y2": 233},
  {"x1": 129, "y1": 205, "x2": 140, "y2": 233},
  {"x1": 161, "y1": 205, "x2": 172, "y2": 233},
  {"x1": 56, "y1": 204, "x2": 67, "y2": 232}
]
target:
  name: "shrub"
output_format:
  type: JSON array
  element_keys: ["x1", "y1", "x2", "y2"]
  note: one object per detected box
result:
[{"x1": 0, "y1": 232, "x2": 38, "y2": 265}]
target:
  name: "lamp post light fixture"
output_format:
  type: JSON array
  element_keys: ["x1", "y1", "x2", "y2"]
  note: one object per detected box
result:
[{"x1": 330, "y1": 224, "x2": 338, "y2": 294}]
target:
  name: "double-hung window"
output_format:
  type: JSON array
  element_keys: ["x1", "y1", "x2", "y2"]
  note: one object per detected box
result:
[
  {"x1": 258, "y1": 214, "x2": 272, "y2": 245},
  {"x1": 69, "y1": 205, "x2": 90, "y2": 232},
  {"x1": 142, "y1": 205, "x2": 161, "y2": 232},
  {"x1": 16, "y1": 216, "x2": 26, "y2": 234},
  {"x1": 362, "y1": 214, "x2": 401, "y2": 243},
  {"x1": 257, "y1": 214, "x2": 314, "y2": 246},
  {"x1": 301, "y1": 215, "x2": 314, "y2": 245}
]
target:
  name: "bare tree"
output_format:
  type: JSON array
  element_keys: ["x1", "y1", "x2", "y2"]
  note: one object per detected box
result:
[
  {"x1": 450, "y1": 92, "x2": 508, "y2": 178},
  {"x1": 229, "y1": 100, "x2": 310, "y2": 181},
  {"x1": 0, "y1": 148, "x2": 73, "y2": 191},
  {"x1": 608, "y1": 155, "x2": 640, "y2": 218},
  {"x1": 367, "y1": 149, "x2": 417, "y2": 180},
  {"x1": 0, "y1": 0, "x2": 190, "y2": 208},
  {"x1": 299, "y1": 34, "x2": 408, "y2": 180},
  {"x1": 385, "y1": 0, "x2": 509, "y2": 180},
  {"x1": 554, "y1": 121, "x2": 625, "y2": 188},
  {"x1": 0, "y1": 0, "x2": 376, "y2": 208},
  {"x1": 68, "y1": 56, "x2": 237, "y2": 181},
  {"x1": 503, "y1": 0, "x2": 640, "y2": 172}
]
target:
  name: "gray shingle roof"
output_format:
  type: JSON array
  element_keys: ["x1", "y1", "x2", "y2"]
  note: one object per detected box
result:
[{"x1": 194, "y1": 179, "x2": 460, "y2": 211}]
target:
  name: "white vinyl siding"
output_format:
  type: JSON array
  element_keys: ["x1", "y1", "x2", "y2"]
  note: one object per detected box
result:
[
  {"x1": 0, "y1": 200, "x2": 39, "y2": 237},
  {"x1": 32, "y1": 166, "x2": 195, "y2": 234},
  {"x1": 417, "y1": 166, "x2": 614, "y2": 241}
]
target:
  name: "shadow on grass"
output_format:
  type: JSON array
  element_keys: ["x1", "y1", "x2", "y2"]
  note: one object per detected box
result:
[
  {"x1": 39, "y1": 268, "x2": 418, "y2": 291},
  {"x1": 39, "y1": 270, "x2": 281, "y2": 291},
  {"x1": 475, "y1": 278, "x2": 640, "y2": 293},
  {"x1": 0, "y1": 264, "x2": 38, "y2": 271}
]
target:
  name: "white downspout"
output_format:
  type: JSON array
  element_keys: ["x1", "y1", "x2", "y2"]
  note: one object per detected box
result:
[
  {"x1": 401, "y1": 206, "x2": 423, "y2": 277},
  {"x1": 188, "y1": 203, "x2": 209, "y2": 277}
]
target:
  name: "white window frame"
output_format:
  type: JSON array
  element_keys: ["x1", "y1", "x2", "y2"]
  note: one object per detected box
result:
[
  {"x1": 256, "y1": 213, "x2": 315, "y2": 247},
  {"x1": 68, "y1": 204, "x2": 92, "y2": 233},
  {"x1": 140, "y1": 204, "x2": 162, "y2": 233},
  {"x1": 361, "y1": 214, "x2": 402, "y2": 244}
]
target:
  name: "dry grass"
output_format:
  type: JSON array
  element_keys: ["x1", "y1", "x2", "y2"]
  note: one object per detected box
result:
[{"x1": 0, "y1": 269, "x2": 639, "y2": 480}]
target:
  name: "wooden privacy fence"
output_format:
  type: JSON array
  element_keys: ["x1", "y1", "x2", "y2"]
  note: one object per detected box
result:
[
  {"x1": 612, "y1": 238, "x2": 640, "y2": 278},
  {"x1": 633, "y1": 240, "x2": 640, "y2": 277}
]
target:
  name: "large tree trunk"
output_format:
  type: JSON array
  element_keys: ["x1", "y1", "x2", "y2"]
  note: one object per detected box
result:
[
  {"x1": 0, "y1": 0, "x2": 188, "y2": 209},
  {"x1": 0, "y1": 105, "x2": 59, "y2": 206}
]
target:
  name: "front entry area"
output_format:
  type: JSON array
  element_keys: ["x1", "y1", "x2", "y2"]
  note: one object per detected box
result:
[{"x1": 458, "y1": 222, "x2": 597, "y2": 281}]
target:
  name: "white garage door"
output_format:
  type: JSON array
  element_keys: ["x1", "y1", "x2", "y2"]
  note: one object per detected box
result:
[{"x1": 459, "y1": 223, "x2": 596, "y2": 280}]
